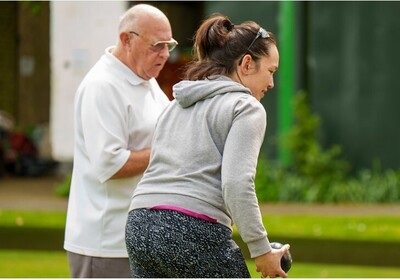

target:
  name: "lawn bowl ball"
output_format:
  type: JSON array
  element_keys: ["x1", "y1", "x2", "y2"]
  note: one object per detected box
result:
[{"x1": 270, "y1": 241, "x2": 292, "y2": 273}]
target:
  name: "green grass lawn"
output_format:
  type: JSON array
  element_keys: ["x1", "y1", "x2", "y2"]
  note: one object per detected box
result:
[
  {"x1": 0, "y1": 250, "x2": 70, "y2": 278},
  {"x1": 0, "y1": 210, "x2": 66, "y2": 228},
  {"x1": 261, "y1": 215, "x2": 400, "y2": 242},
  {"x1": 1, "y1": 249, "x2": 400, "y2": 278},
  {"x1": 1, "y1": 209, "x2": 399, "y2": 242},
  {"x1": 246, "y1": 260, "x2": 400, "y2": 278}
]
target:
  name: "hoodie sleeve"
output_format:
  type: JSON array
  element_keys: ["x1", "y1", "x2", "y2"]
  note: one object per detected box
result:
[{"x1": 221, "y1": 95, "x2": 271, "y2": 258}]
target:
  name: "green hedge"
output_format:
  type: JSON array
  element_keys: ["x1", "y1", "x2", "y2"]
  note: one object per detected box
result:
[{"x1": 255, "y1": 158, "x2": 400, "y2": 203}]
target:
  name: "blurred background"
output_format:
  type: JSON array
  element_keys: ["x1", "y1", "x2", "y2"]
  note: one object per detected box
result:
[
  {"x1": 0, "y1": 1, "x2": 399, "y2": 278},
  {"x1": 1, "y1": 1, "x2": 399, "y2": 177}
]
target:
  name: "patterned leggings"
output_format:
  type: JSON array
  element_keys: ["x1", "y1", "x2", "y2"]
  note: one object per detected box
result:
[{"x1": 125, "y1": 208, "x2": 250, "y2": 278}]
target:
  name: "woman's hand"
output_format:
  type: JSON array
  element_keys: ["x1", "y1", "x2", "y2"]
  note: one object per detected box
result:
[{"x1": 255, "y1": 244, "x2": 290, "y2": 278}]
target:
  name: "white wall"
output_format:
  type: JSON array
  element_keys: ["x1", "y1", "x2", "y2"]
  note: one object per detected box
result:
[{"x1": 50, "y1": 1, "x2": 127, "y2": 162}]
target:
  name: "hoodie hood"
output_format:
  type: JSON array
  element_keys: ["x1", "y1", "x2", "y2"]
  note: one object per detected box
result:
[{"x1": 172, "y1": 75, "x2": 252, "y2": 108}]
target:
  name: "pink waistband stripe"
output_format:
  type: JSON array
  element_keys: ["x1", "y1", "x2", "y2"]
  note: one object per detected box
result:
[{"x1": 150, "y1": 205, "x2": 218, "y2": 223}]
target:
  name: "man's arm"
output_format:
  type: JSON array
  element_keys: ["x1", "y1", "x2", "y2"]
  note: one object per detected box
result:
[{"x1": 111, "y1": 148, "x2": 151, "y2": 179}]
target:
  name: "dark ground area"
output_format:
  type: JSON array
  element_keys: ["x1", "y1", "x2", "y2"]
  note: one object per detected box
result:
[{"x1": 0, "y1": 176, "x2": 67, "y2": 211}]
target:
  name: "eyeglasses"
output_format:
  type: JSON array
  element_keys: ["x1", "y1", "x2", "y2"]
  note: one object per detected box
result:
[
  {"x1": 239, "y1": 27, "x2": 270, "y2": 65},
  {"x1": 129, "y1": 31, "x2": 178, "y2": 52}
]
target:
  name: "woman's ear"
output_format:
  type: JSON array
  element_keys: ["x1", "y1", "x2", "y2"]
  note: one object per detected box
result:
[{"x1": 239, "y1": 54, "x2": 253, "y2": 74}]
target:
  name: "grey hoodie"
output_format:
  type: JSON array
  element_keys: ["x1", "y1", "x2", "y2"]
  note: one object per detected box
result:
[{"x1": 130, "y1": 75, "x2": 271, "y2": 258}]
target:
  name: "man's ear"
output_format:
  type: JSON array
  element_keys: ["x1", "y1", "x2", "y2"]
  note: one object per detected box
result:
[{"x1": 120, "y1": 32, "x2": 131, "y2": 47}]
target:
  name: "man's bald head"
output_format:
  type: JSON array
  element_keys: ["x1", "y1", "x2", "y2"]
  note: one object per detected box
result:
[{"x1": 118, "y1": 4, "x2": 169, "y2": 33}]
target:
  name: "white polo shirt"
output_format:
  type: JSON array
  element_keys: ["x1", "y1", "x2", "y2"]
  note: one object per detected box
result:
[{"x1": 64, "y1": 46, "x2": 170, "y2": 257}]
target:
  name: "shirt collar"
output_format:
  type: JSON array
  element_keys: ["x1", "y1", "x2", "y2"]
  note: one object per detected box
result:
[{"x1": 105, "y1": 46, "x2": 148, "y2": 86}]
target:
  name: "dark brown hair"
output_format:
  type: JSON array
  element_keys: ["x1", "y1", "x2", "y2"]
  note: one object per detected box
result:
[{"x1": 184, "y1": 14, "x2": 277, "y2": 81}]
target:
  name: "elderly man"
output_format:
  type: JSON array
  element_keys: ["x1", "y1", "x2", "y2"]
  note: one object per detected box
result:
[{"x1": 64, "y1": 4, "x2": 176, "y2": 278}]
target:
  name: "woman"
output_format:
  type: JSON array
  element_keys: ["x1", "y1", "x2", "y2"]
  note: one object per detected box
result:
[{"x1": 125, "y1": 14, "x2": 290, "y2": 278}]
